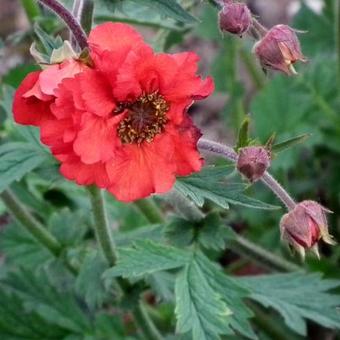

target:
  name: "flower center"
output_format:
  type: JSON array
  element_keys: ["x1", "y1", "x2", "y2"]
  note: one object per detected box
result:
[{"x1": 117, "y1": 92, "x2": 169, "y2": 144}]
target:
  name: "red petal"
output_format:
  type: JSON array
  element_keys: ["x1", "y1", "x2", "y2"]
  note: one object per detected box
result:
[
  {"x1": 79, "y1": 70, "x2": 116, "y2": 117},
  {"x1": 13, "y1": 71, "x2": 53, "y2": 126},
  {"x1": 106, "y1": 136, "x2": 176, "y2": 202},
  {"x1": 73, "y1": 114, "x2": 121, "y2": 164},
  {"x1": 88, "y1": 22, "x2": 145, "y2": 54}
]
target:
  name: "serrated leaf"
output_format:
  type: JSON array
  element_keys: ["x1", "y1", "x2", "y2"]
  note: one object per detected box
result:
[
  {"x1": 104, "y1": 0, "x2": 197, "y2": 23},
  {"x1": 239, "y1": 272, "x2": 340, "y2": 336},
  {"x1": 103, "y1": 240, "x2": 191, "y2": 279},
  {"x1": 0, "y1": 142, "x2": 47, "y2": 193},
  {"x1": 176, "y1": 166, "x2": 280, "y2": 210},
  {"x1": 75, "y1": 251, "x2": 109, "y2": 309},
  {"x1": 271, "y1": 134, "x2": 310, "y2": 153},
  {"x1": 0, "y1": 222, "x2": 52, "y2": 269},
  {"x1": 175, "y1": 252, "x2": 255, "y2": 340},
  {"x1": 175, "y1": 260, "x2": 232, "y2": 340},
  {"x1": 2, "y1": 268, "x2": 92, "y2": 334}
]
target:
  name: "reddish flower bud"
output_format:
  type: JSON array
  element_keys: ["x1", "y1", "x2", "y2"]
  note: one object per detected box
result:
[
  {"x1": 218, "y1": 2, "x2": 252, "y2": 36},
  {"x1": 254, "y1": 24, "x2": 307, "y2": 75},
  {"x1": 237, "y1": 146, "x2": 270, "y2": 182},
  {"x1": 280, "y1": 200, "x2": 336, "y2": 258}
]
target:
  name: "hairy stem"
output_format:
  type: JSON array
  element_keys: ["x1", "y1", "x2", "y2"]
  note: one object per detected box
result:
[
  {"x1": 1, "y1": 189, "x2": 61, "y2": 256},
  {"x1": 38, "y1": 0, "x2": 88, "y2": 49},
  {"x1": 133, "y1": 302, "x2": 164, "y2": 340},
  {"x1": 87, "y1": 187, "x2": 117, "y2": 266},
  {"x1": 134, "y1": 199, "x2": 164, "y2": 224},
  {"x1": 198, "y1": 138, "x2": 296, "y2": 210}
]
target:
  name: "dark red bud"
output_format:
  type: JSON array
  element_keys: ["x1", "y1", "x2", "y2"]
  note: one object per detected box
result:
[
  {"x1": 237, "y1": 146, "x2": 270, "y2": 182},
  {"x1": 254, "y1": 24, "x2": 307, "y2": 75},
  {"x1": 218, "y1": 2, "x2": 252, "y2": 36}
]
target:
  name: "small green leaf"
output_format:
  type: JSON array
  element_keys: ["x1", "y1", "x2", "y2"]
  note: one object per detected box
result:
[
  {"x1": 34, "y1": 23, "x2": 63, "y2": 56},
  {"x1": 103, "y1": 240, "x2": 191, "y2": 279},
  {"x1": 76, "y1": 251, "x2": 109, "y2": 309},
  {"x1": 236, "y1": 116, "x2": 251, "y2": 150},
  {"x1": 239, "y1": 272, "x2": 340, "y2": 336},
  {"x1": 0, "y1": 142, "x2": 47, "y2": 193},
  {"x1": 271, "y1": 134, "x2": 311, "y2": 153}
]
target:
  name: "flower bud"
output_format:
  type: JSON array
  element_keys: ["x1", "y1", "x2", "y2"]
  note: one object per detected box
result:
[
  {"x1": 218, "y1": 2, "x2": 252, "y2": 36},
  {"x1": 237, "y1": 146, "x2": 270, "y2": 182},
  {"x1": 280, "y1": 200, "x2": 336, "y2": 258},
  {"x1": 254, "y1": 24, "x2": 307, "y2": 75}
]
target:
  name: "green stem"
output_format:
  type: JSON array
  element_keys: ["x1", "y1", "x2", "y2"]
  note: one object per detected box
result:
[
  {"x1": 134, "y1": 199, "x2": 164, "y2": 224},
  {"x1": 0, "y1": 189, "x2": 61, "y2": 257},
  {"x1": 87, "y1": 187, "x2": 163, "y2": 340},
  {"x1": 240, "y1": 48, "x2": 265, "y2": 90},
  {"x1": 87, "y1": 186, "x2": 117, "y2": 266},
  {"x1": 229, "y1": 234, "x2": 301, "y2": 272},
  {"x1": 133, "y1": 302, "x2": 164, "y2": 340},
  {"x1": 20, "y1": 0, "x2": 41, "y2": 22},
  {"x1": 336, "y1": 0, "x2": 340, "y2": 88}
]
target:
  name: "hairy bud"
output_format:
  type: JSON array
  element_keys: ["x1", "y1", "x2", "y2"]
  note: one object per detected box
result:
[
  {"x1": 237, "y1": 146, "x2": 270, "y2": 182},
  {"x1": 218, "y1": 2, "x2": 252, "y2": 36},
  {"x1": 280, "y1": 201, "x2": 336, "y2": 259},
  {"x1": 254, "y1": 24, "x2": 307, "y2": 75}
]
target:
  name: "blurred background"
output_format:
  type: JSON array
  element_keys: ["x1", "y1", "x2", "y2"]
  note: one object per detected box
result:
[{"x1": 0, "y1": 0, "x2": 339, "y2": 339}]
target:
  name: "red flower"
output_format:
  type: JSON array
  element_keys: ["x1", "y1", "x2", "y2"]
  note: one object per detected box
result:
[
  {"x1": 13, "y1": 59, "x2": 87, "y2": 126},
  {"x1": 14, "y1": 23, "x2": 214, "y2": 202}
]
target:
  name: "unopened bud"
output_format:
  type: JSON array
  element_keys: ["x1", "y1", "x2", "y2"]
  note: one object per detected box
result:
[
  {"x1": 218, "y1": 2, "x2": 252, "y2": 36},
  {"x1": 280, "y1": 200, "x2": 336, "y2": 259},
  {"x1": 254, "y1": 24, "x2": 307, "y2": 75},
  {"x1": 237, "y1": 146, "x2": 270, "y2": 182}
]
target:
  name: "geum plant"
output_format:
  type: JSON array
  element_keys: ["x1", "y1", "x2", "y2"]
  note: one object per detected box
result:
[{"x1": 0, "y1": 0, "x2": 339, "y2": 339}]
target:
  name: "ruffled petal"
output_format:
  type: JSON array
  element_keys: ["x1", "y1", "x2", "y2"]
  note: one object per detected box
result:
[
  {"x1": 88, "y1": 22, "x2": 146, "y2": 54},
  {"x1": 12, "y1": 71, "x2": 53, "y2": 126},
  {"x1": 73, "y1": 114, "x2": 121, "y2": 164},
  {"x1": 60, "y1": 156, "x2": 110, "y2": 188},
  {"x1": 106, "y1": 135, "x2": 176, "y2": 202},
  {"x1": 79, "y1": 70, "x2": 116, "y2": 117},
  {"x1": 39, "y1": 59, "x2": 86, "y2": 96}
]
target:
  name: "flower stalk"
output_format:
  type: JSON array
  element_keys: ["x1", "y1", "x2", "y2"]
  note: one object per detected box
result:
[
  {"x1": 0, "y1": 189, "x2": 61, "y2": 256},
  {"x1": 38, "y1": 0, "x2": 88, "y2": 50},
  {"x1": 198, "y1": 138, "x2": 296, "y2": 210},
  {"x1": 87, "y1": 186, "x2": 117, "y2": 266},
  {"x1": 134, "y1": 199, "x2": 164, "y2": 224}
]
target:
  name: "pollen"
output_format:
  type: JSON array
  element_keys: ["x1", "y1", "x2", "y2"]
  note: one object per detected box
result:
[{"x1": 117, "y1": 92, "x2": 170, "y2": 144}]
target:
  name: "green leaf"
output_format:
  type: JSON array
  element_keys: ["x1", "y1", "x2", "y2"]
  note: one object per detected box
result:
[
  {"x1": 236, "y1": 116, "x2": 251, "y2": 150},
  {"x1": 34, "y1": 23, "x2": 63, "y2": 56},
  {"x1": 0, "y1": 222, "x2": 52, "y2": 269},
  {"x1": 75, "y1": 251, "x2": 109, "y2": 309},
  {"x1": 103, "y1": 240, "x2": 191, "y2": 279},
  {"x1": 175, "y1": 259, "x2": 232, "y2": 340},
  {"x1": 165, "y1": 213, "x2": 228, "y2": 251},
  {"x1": 175, "y1": 252, "x2": 255, "y2": 339},
  {"x1": 175, "y1": 166, "x2": 280, "y2": 210},
  {"x1": 48, "y1": 208, "x2": 89, "y2": 246},
  {"x1": 239, "y1": 272, "x2": 340, "y2": 336},
  {"x1": 2, "y1": 268, "x2": 92, "y2": 334},
  {"x1": 0, "y1": 289, "x2": 70, "y2": 339},
  {"x1": 271, "y1": 134, "x2": 310, "y2": 153},
  {"x1": 0, "y1": 142, "x2": 47, "y2": 193}
]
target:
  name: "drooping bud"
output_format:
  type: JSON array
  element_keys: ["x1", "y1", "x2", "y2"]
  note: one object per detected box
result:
[
  {"x1": 280, "y1": 200, "x2": 336, "y2": 259},
  {"x1": 218, "y1": 2, "x2": 252, "y2": 36},
  {"x1": 237, "y1": 146, "x2": 271, "y2": 182},
  {"x1": 253, "y1": 24, "x2": 307, "y2": 75}
]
